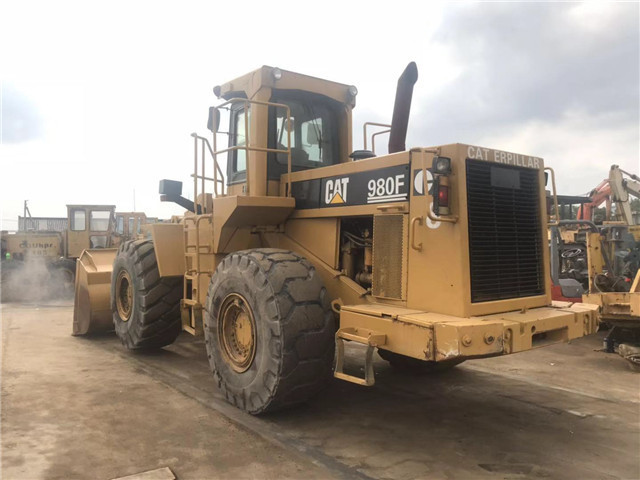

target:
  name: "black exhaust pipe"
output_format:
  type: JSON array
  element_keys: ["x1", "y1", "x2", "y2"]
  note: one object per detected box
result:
[{"x1": 388, "y1": 62, "x2": 418, "y2": 154}]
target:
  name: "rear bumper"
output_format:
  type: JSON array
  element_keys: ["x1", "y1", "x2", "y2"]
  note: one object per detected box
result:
[{"x1": 338, "y1": 301, "x2": 599, "y2": 362}]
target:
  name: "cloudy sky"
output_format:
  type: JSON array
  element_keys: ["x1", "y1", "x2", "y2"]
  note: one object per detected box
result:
[{"x1": 0, "y1": 1, "x2": 638, "y2": 228}]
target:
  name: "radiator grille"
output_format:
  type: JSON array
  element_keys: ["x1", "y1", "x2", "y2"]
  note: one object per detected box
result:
[
  {"x1": 372, "y1": 214, "x2": 407, "y2": 299},
  {"x1": 466, "y1": 159, "x2": 545, "y2": 302}
]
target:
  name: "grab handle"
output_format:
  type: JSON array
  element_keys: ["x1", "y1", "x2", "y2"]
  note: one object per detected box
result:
[{"x1": 410, "y1": 216, "x2": 423, "y2": 251}]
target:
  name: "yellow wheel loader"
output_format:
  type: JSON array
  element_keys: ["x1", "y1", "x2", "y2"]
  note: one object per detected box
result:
[
  {"x1": 74, "y1": 64, "x2": 599, "y2": 414},
  {"x1": 2, "y1": 204, "x2": 117, "y2": 301},
  {"x1": 1, "y1": 206, "x2": 151, "y2": 302}
]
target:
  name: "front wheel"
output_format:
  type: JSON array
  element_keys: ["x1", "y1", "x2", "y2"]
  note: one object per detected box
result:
[
  {"x1": 205, "y1": 249, "x2": 335, "y2": 415},
  {"x1": 111, "y1": 240, "x2": 183, "y2": 350}
]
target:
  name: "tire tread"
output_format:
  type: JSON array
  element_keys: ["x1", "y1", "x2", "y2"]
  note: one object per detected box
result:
[
  {"x1": 205, "y1": 248, "x2": 335, "y2": 414},
  {"x1": 112, "y1": 240, "x2": 182, "y2": 350}
]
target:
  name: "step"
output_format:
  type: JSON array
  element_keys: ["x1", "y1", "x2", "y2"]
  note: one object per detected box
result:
[
  {"x1": 182, "y1": 298, "x2": 200, "y2": 307},
  {"x1": 334, "y1": 327, "x2": 386, "y2": 387}
]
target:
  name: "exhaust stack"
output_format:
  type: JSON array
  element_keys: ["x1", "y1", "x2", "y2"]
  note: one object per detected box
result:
[{"x1": 388, "y1": 62, "x2": 418, "y2": 154}]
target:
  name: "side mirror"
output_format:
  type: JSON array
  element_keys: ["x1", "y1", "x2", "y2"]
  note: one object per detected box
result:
[
  {"x1": 159, "y1": 179, "x2": 197, "y2": 213},
  {"x1": 544, "y1": 171, "x2": 549, "y2": 186},
  {"x1": 283, "y1": 116, "x2": 294, "y2": 133},
  {"x1": 159, "y1": 179, "x2": 183, "y2": 196},
  {"x1": 207, "y1": 107, "x2": 220, "y2": 133}
]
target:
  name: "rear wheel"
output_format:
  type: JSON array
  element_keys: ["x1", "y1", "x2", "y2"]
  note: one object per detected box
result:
[
  {"x1": 378, "y1": 349, "x2": 465, "y2": 372},
  {"x1": 205, "y1": 248, "x2": 335, "y2": 414},
  {"x1": 49, "y1": 258, "x2": 76, "y2": 297},
  {"x1": 111, "y1": 240, "x2": 182, "y2": 350}
]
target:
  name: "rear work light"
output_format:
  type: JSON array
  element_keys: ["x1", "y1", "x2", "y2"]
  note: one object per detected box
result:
[{"x1": 433, "y1": 156, "x2": 452, "y2": 174}]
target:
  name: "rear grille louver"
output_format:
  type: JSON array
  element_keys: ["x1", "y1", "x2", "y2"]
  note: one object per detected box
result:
[{"x1": 466, "y1": 159, "x2": 545, "y2": 303}]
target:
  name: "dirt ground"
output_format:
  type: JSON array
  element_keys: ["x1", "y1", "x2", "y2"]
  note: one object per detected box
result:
[{"x1": 1, "y1": 300, "x2": 639, "y2": 480}]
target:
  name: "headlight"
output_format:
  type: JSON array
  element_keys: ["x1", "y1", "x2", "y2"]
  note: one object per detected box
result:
[
  {"x1": 272, "y1": 67, "x2": 283, "y2": 80},
  {"x1": 348, "y1": 85, "x2": 358, "y2": 97}
]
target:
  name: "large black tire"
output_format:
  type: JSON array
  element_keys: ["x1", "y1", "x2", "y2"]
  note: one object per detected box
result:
[
  {"x1": 204, "y1": 249, "x2": 335, "y2": 415},
  {"x1": 111, "y1": 240, "x2": 182, "y2": 350},
  {"x1": 378, "y1": 349, "x2": 465, "y2": 373}
]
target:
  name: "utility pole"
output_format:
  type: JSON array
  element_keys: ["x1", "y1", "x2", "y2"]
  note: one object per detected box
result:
[{"x1": 23, "y1": 200, "x2": 32, "y2": 231}]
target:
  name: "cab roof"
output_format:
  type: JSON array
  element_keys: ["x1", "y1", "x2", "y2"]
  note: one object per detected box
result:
[{"x1": 215, "y1": 66, "x2": 356, "y2": 107}]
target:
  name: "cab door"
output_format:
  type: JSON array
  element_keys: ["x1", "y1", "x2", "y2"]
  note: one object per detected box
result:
[{"x1": 66, "y1": 207, "x2": 89, "y2": 258}]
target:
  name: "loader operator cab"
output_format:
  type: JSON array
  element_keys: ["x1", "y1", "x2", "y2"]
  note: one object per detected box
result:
[
  {"x1": 227, "y1": 90, "x2": 343, "y2": 185},
  {"x1": 115, "y1": 212, "x2": 148, "y2": 238},
  {"x1": 66, "y1": 205, "x2": 116, "y2": 258},
  {"x1": 217, "y1": 66, "x2": 356, "y2": 197}
]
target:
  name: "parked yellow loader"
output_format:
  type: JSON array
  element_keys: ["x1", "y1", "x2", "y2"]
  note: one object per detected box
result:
[
  {"x1": 2, "y1": 205, "x2": 117, "y2": 300},
  {"x1": 74, "y1": 64, "x2": 599, "y2": 414}
]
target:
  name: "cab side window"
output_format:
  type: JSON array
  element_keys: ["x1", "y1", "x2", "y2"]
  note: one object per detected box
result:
[
  {"x1": 227, "y1": 105, "x2": 250, "y2": 185},
  {"x1": 71, "y1": 210, "x2": 86, "y2": 231},
  {"x1": 234, "y1": 109, "x2": 248, "y2": 173},
  {"x1": 116, "y1": 216, "x2": 124, "y2": 235},
  {"x1": 90, "y1": 211, "x2": 111, "y2": 232}
]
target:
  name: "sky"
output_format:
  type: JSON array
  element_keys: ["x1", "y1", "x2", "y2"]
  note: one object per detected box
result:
[{"x1": 0, "y1": 1, "x2": 638, "y2": 229}]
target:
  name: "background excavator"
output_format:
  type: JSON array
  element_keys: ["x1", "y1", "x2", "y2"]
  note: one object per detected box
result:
[
  {"x1": 578, "y1": 166, "x2": 640, "y2": 227},
  {"x1": 550, "y1": 165, "x2": 640, "y2": 303},
  {"x1": 547, "y1": 166, "x2": 640, "y2": 370}
]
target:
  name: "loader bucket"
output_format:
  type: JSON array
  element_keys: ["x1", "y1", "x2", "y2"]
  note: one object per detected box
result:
[{"x1": 72, "y1": 248, "x2": 117, "y2": 335}]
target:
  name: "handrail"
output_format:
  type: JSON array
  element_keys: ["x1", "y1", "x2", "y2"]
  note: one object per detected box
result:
[
  {"x1": 545, "y1": 167, "x2": 560, "y2": 226},
  {"x1": 190, "y1": 134, "x2": 225, "y2": 214},
  {"x1": 410, "y1": 216, "x2": 423, "y2": 251},
  {"x1": 371, "y1": 129, "x2": 391, "y2": 154},
  {"x1": 189, "y1": 98, "x2": 294, "y2": 214},
  {"x1": 363, "y1": 122, "x2": 391, "y2": 151},
  {"x1": 211, "y1": 98, "x2": 292, "y2": 198}
]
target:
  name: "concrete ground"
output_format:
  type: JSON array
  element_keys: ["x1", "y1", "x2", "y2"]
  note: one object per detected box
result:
[{"x1": 1, "y1": 301, "x2": 639, "y2": 480}]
